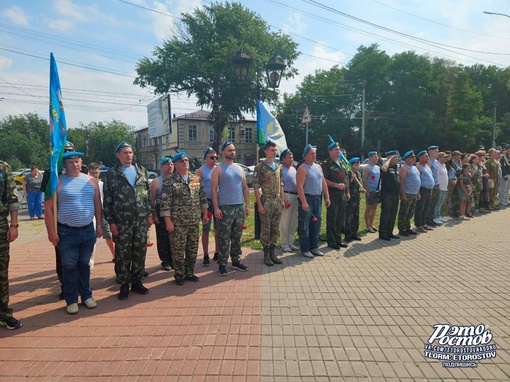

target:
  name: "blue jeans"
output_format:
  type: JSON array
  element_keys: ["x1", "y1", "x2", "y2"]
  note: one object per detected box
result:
[
  {"x1": 434, "y1": 190, "x2": 447, "y2": 218},
  {"x1": 27, "y1": 191, "x2": 43, "y2": 218},
  {"x1": 298, "y1": 195, "x2": 322, "y2": 252},
  {"x1": 58, "y1": 223, "x2": 96, "y2": 305}
]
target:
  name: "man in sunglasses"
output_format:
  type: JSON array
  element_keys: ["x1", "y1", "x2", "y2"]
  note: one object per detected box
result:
[{"x1": 397, "y1": 150, "x2": 421, "y2": 236}]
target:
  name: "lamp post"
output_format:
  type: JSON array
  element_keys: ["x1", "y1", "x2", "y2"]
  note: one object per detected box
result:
[{"x1": 232, "y1": 51, "x2": 286, "y2": 239}]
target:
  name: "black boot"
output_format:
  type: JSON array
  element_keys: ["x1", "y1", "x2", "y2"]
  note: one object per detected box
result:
[
  {"x1": 263, "y1": 246, "x2": 274, "y2": 266},
  {"x1": 269, "y1": 245, "x2": 282, "y2": 264}
]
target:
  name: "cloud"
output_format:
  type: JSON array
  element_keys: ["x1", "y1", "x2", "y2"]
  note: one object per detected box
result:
[
  {"x1": 150, "y1": 0, "x2": 202, "y2": 40},
  {"x1": 46, "y1": 18, "x2": 74, "y2": 32},
  {"x1": 282, "y1": 12, "x2": 307, "y2": 36},
  {"x1": 3, "y1": 5, "x2": 30, "y2": 26},
  {"x1": 0, "y1": 56, "x2": 13, "y2": 71}
]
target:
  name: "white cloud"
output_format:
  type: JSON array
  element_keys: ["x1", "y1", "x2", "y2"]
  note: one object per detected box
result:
[
  {"x1": 150, "y1": 0, "x2": 202, "y2": 40},
  {"x1": 3, "y1": 5, "x2": 30, "y2": 26},
  {"x1": 0, "y1": 56, "x2": 13, "y2": 71},
  {"x1": 282, "y1": 12, "x2": 307, "y2": 36},
  {"x1": 46, "y1": 18, "x2": 74, "y2": 32}
]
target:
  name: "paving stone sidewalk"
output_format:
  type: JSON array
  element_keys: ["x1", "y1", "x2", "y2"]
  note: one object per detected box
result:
[{"x1": 0, "y1": 207, "x2": 509, "y2": 381}]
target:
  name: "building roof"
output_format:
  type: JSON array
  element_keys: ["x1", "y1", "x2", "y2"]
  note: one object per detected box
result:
[{"x1": 174, "y1": 110, "x2": 256, "y2": 122}]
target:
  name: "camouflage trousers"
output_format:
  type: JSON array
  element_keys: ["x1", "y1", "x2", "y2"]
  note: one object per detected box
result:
[
  {"x1": 379, "y1": 192, "x2": 399, "y2": 238},
  {"x1": 169, "y1": 224, "x2": 199, "y2": 278},
  {"x1": 259, "y1": 195, "x2": 282, "y2": 247},
  {"x1": 216, "y1": 204, "x2": 244, "y2": 266},
  {"x1": 398, "y1": 194, "x2": 418, "y2": 232},
  {"x1": 0, "y1": 218, "x2": 12, "y2": 320},
  {"x1": 425, "y1": 185, "x2": 439, "y2": 223},
  {"x1": 326, "y1": 192, "x2": 346, "y2": 245},
  {"x1": 114, "y1": 221, "x2": 148, "y2": 285},
  {"x1": 345, "y1": 197, "x2": 360, "y2": 240}
]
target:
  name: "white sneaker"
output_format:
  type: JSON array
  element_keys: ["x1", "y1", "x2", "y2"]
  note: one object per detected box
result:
[
  {"x1": 289, "y1": 244, "x2": 300, "y2": 251},
  {"x1": 281, "y1": 245, "x2": 293, "y2": 252},
  {"x1": 433, "y1": 218, "x2": 444, "y2": 225},
  {"x1": 311, "y1": 248, "x2": 324, "y2": 256},
  {"x1": 439, "y1": 216, "x2": 448, "y2": 222},
  {"x1": 66, "y1": 303, "x2": 79, "y2": 315},
  {"x1": 302, "y1": 251, "x2": 314, "y2": 258},
  {"x1": 83, "y1": 298, "x2": 97, "y2": 309},
  {"x1": 445, "y1": 216, "x2": 453, "y2": 221}
]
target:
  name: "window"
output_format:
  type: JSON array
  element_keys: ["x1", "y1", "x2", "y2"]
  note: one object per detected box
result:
[
  {"x1": 188, "y1": 125, "x2": 197, "y2": 142},
  {"x1": 209, "y1": 125, "x2": 215, "y2": 143},
  {"x1": 245, "y1": 127, "x2": 253, "y2": 143},
  {"x1": 228, "y1": 127, "x2": 236, "y2": 142}
]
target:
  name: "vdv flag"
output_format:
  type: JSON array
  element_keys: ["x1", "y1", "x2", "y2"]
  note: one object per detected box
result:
[
  {"x1": 256, "y1": 100, "x2": 288, "y2": 154},
  {"x1": 46, "y1": 53, "x2": 68, "y2": 200}
]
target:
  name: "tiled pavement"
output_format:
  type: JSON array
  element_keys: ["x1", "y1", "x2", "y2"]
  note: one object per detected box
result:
[{"x1": 1, "y1": 207, "x2": 509, "y2": 381}]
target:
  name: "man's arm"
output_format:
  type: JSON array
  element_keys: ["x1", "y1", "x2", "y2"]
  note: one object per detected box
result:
[
  {"x1": 399, "y1": 166, "x2": 408, "y2": 201},
  {"x1": 240, "y1": 166, "x2": 250, "y2": 217},
  {"x1": 252, "y1": 164, "x2": 263, "y2": 214},
  {"x1": 362, "y1": 165, "x2": 370, "y2": 196},
  {"x1": 296, "y1": 165, "x2": 308, "y2": 211},
  {"x1": 90, "y1": 177, "x2": 103, "y2": 238},
  {"x1": 210, "y1": 165, "x2": 222, "y2": 219}
]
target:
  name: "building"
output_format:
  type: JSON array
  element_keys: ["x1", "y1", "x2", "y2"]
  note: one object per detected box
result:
[{"x1": 135, "y1": 110, "x2": 258, "y2": 171}]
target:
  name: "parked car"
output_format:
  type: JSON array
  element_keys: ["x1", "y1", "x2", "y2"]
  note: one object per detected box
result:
[{"x1": 237, "y1": 164, "x2": 253, "y2": 187}]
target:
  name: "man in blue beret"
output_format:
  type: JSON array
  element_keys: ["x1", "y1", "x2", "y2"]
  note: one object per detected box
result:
[
  {"x1": 160, "y1": 152, "x2": 209, "y2": 285},
  {"x1": 321, "y1": 137, "x2": 349, "y2": 250},
  {"x1": 378, "y1": 151, "x2": 401, "y2": 241},
  {"x1": 211, "y1": 142, "x2": 250, "y2": 276},
  {"x1": 414, "y1": 150, "x2": 435, "y2": 233},
  {"x1": 397, "y1": 150, "x2": 421, "y2": 236},
  {"x1": 103, "y1": 142, "x2": 153, "y2": 300},
  {"x1": 362, "y1": 151, "x2": 381, "y2": 233},
  {"x1": 279, "y1": 149, "x2": 300, "y2": 252},
  {"x1": 427, "y1": 145, "x2": 443, "y2": 226}
]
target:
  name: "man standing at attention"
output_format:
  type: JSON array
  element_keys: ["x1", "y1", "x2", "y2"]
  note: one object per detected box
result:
[
  {"x1": 414, "y1": 150, "x2": 435, "y2": 233},
  {"x1": 279, "y1": 149, "x2": 299, "y2": 252},
  {"x1": 486, "y1": 148, "x2": 501, "y2": 210},
  {"x1": 0, "y1": 160, "x2": 21, "y2": 329},
  {"x1": 498, "y1": 145, "x2": 510, "y2": 206},
  {"x1": 253, "y1": 140, "x2": 285, "y2": 266},
  {"x1": 378, "y1": 151, "x2": 401, "y2": 241},
  {"x1": 103, "y1": 142, "x2": 153, "y2": 300},
  {"x1": 211, "y1": 142, "x2": 250, "y2": 276},
  {"x1": 160, "y1": 152, "x2": 208, "y2": 285},
  {"x1": 427, "y1": 145, "x2": 443, "y2": 226},
  {"x1": 397, "y1": 150, "x2": 421, "y2": 236},
  {"x1": 297, "y1": 145, "x2": 330, "y2": 258},
  {"x1": 362, "y1": 151, "x2": 380, "y2": 233},
  {"x1": 321, "y1": 136, "x2": 349, "y2": 250},
  {"x1": 196, "y1": 147, "x2": 219, "y2": 266}
]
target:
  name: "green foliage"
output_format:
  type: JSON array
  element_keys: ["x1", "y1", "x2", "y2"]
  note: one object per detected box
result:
[{"x1": 135, "y1": 1, "x2": 299, "y2": 153}]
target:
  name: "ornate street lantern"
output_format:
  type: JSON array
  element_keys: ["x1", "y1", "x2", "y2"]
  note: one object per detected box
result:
[
  {"x1": 265, "y1": 57, "x2": 286, "y2": 89},
  {"x1": 231, "y1": 51, "x2": 252, "y2": 85}
]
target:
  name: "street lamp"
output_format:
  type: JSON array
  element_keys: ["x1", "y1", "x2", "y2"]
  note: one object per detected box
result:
[
  {"x1": 265, "y1": 57, "x2": 286, "y2": 89},
  {"x1": 231, "y1": 52, "x2": 252, "y2": 85},
  {"x1": 231, "y1": 52, "x2": 286, "y2": 90}
]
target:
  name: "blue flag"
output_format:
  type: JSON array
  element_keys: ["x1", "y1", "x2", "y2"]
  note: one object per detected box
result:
[
  {"x1": 256, "y1": 100, "x2": 288, "y2": 154},
  {"x1": 46, "y1": 53, "x2": 68, "y2": 200}
]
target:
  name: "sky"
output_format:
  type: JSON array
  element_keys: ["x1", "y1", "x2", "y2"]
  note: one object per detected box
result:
[{"x1": 1, "y1": 0, "x2": 509, "y2": 131}]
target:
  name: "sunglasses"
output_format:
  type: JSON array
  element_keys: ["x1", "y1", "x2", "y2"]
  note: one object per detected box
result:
[{"x1": 208, "y1": 156, "x2": 218, "y2": 160}]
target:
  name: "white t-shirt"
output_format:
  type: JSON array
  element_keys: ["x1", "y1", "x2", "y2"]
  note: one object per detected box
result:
[{"x1": 438, "y1": 163, "x2": 448, "y2": 191}]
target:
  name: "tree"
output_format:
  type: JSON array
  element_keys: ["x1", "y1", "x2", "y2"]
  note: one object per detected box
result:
[{"x1": 135, "y1": 2, "x2": 299, "y2": 152}]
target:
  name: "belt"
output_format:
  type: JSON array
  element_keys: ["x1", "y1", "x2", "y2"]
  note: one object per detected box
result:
[
  {"x1": 58, "y1": 222, "x2": 92, "y2": 230},
  {"x1": 305, "y1": 194, "x2": 321, "y2": 198},
  {"x1": 285, "y1": 191, "x2": 298, "y2": 195}
]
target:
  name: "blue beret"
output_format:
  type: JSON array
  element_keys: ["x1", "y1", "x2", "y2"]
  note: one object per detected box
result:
[
  {"x1": 63, "y1": 151, "x2": 84, "y2": 160},
  {"x1": 386, "y1": 150, "x2": 399, "y2": 156},
  {"x1": 172, "y1": 152, "x2": 188, "y2": 162},
  {"x1": 477, "y1": 145, "x2": 485, "y2": 150},
  {"x1": 402, "y1": 150, "x2": 415, "y2": 159},
  {"x1": 221, "y1": 141, "x2": 234, "y2": 152},
  {"x1": 115, "y1": 141, "x2": 132, "y2": 153},
  {"x1": 281, "y1": 149, "x2": 291, "y2": 159},
  {"x1": 368, "y1": 151, "x2": 377, "y2": 158},
  {"x1": 328, "y1": 141, "x2": 340, "y2": 151},
  {"x1": 427, "y1": 145, "x2": 438, "y2": 151},
  {"x1": 349, "y1": 157, "x2": 360, "y2": 164},
  {"x1": 416, "y1": 150, "x2": 427, "y2": 159},
  {"x1": 302, "y1": 144, "x2": 316, "y2": 158},
  {"x1": 264, "y1": 140, "x2": 276, "y2": 150},
  {"x1": 203, "y1": 147, "x2": 214, "y2": 160},
  {"x1": 161, "y1": 157, "x2": 172, "y2": 166}
]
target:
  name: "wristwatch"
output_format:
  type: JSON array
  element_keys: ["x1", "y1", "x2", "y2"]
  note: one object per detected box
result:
[{"x1": 10, "y1": 223, "x2": 19, "y2": 228}]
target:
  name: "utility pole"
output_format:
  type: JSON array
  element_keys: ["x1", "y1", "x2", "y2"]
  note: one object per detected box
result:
[
  {"x1": 361, "y1": 81, "x2": 366, "y2": 159},
  {"x1": 492, "y1": 103, "x2": 497, "y2": 148}
]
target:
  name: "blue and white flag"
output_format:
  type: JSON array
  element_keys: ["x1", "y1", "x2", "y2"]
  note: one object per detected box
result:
[
  {"x1": 46, "y1": 53, "x2": 68, "y2": 200},
  {"x1": 256, "y1": 100, "x2": 287, "y2": 154}
]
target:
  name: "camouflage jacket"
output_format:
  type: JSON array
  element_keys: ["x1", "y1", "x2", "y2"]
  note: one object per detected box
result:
[
  {"x1": 103, "y1": 162, "x2": 152, "y2": 225},
  {"x1": 160, "y1": 172, "x2": 208, "y2": 225},
  {"x1": 253, "y1": 161, "x2": 283, "y2": 197},
  {"x1": 349, "y1": 170, "x2": 362, "y2": 201},
  {"x1": 485, "y1": 159, "x2": 500, "y2": 180},
  {"x1": 0, "y1": 160, "x2": 19, "y2": 218},
  {"x1": 321, "y1": 157, "x2": 349, "y2": 195}
]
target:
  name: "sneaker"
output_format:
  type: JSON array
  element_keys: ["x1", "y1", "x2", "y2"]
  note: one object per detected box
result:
[
  {"x1": 232, "y1": 262, "x2": 248, "y2": 272},
  {"x1": 175, "y1": 277, "x2": 185, "y2": 286},
  {"x1": 161, "y1": 263, "x2": 172, "y2": 271},
  {"x1": 131, "y1": 280, "x2": 149, "y2": 295},
  {"x1": 289, "y1": 244, "x2": 300, "y2": 251},
  {"x1": 433, "y1": 218, "x2": 444, "y2": 225},
  {"x1": 327, "y1": 243, "x2": 340, "y2": 250},
  {"x1": 185, "y1": 274, "x2": 199, "y2": 282},
  {"x1": 213, "y1": 252, "x2": 219, "y2": 261},
  {"x1": 66, "y1": 303, "x2": 79, "y2": 315},
  {"x1": 302, "y1": 251, "x2": 314, "y2": 258},
  {"x1": 399, "y1": 231, "x2": 410, "y2": 237},
  {"x1": 311, "y1": 248, "x2": 324, "y2": 256},
  {"x1": 281, "y1": 245, "x2": 293, "y2": 252},
  {"x1": 83, "y1": 298, "x2": 97, "y2": 309},
  {"x1": 416, "y1": 227, "x2": 427, "y2": 233},
  {"x1": 119, "y1": 284, "x2": 130, "y2": 300},
  {"x1": 0, "y1": 316, "x2": 22, "y2": 330},
  {"x1": 202, "y1": 255, "x2": 210, "y2": 267},
  {"x1": 388, "y1": 234, "x2": 400, "y2": 239},
  {"x1": 218, "y1": 265, "x2": 227, "y2": 276},
  {"x1": 439, "y1": 216, "x2": 449, "y2": 222}
]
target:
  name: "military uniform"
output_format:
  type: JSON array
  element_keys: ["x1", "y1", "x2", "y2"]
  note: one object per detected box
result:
[
  {"x1": 253, "y1": 161, "x2": 283, "y2": 264},
  {"x1": 103, "y1": 162, "x2": 152, "y2": 285},
  {"x1": 321, "y1": 158, "x2": 349, "y2": 246},
  {"x1": 470, "y1": 165, "x2": 482, "y2": 214},
  {"x1": 485, "y1": 158, "x2": 500, "y2": 209},
  {"x1": 379, "y1": 164, "x2": 401, "y2": 239},
  {"x1": 0, "y1": 161, "x2": 19, "y2": 322},
  {"x1": 160, "y1": 172, "x2": 207, "y2": 280},
  {"x1": 345, "y1": 169, "x2": 362, "y2": 241}
]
